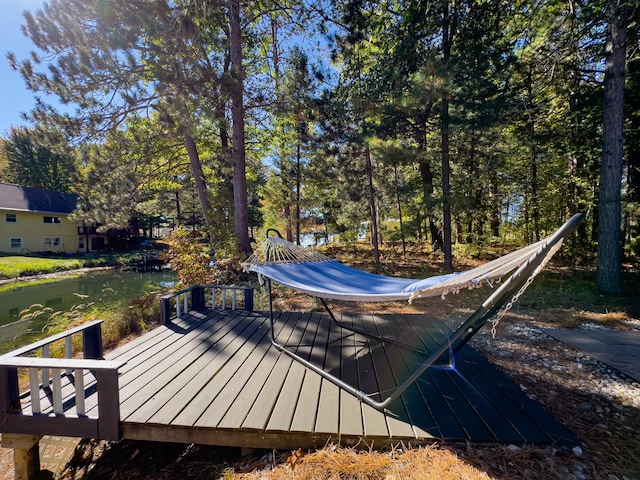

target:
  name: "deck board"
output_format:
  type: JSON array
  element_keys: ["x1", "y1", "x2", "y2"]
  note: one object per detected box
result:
[
  {"x1": 290, "y1": 312, "x2": 327, "y2": 433},
  {"x1": 388, "y1": 313, "x2": 494, "y2": 441},
  {"x1": 339, "y1": 323, "x2": 365, "y2": 437},
  {"x1": 172, "y1": 314, "x2": 270, "y2": 427},
  {"x1": 242, "y1": 311, "x2": 312, "y2": 430},
  {"x1": 349, "y1": 314, "x2": 391, "y2": 439},
  {"x1": 314, "y1": 320, "x2": 341, "y2": 435},
  {"x1": 264, "y1": 313, "x2": 316, "y2": 433},
  {"x1": 146, "y1": 312, "x2": 267, "y2": 426},
  {"x1": 370, "y1": 313, "x2": 441, "y2": 440},
  {"x1": 119, "y1": 310, "x2": 249, "y2": 421},
  {"x1": 8, "y1": 309, "x2": 578, "y2": 449}
]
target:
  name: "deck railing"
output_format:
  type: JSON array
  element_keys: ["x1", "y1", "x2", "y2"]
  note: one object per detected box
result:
[
  {"x1": 0, "y1": 320, "x2": 125, "y2": 440},
  {"x1": 160, "y1": 285, "x2": 254, "y2": 325}
]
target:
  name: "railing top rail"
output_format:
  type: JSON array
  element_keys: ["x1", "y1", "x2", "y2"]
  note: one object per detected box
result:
[
  {"x1": 160, "y1": 285, "x2": 198, "y2": 299},
  {"x1": 0, "y1": 319, "x2": 104, "y2": 359},
  {"x1": 201, "y1": 284, "x2": 253, "y2": 290},
  {"x1": 0, "y1": 356, "x2": 126, "y2": 371},
  {"x1": 161, "y1": 284, "x2": 253, "y2": 299}
]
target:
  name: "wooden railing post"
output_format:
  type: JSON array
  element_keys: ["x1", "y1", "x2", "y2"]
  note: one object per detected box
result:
[
  {"x1": 95, "y1": 368, "x2": 121, "y2": 440},
  {"x1": 191, "y1": 285, "x2": 205, "y2": 310},
  {"x1": 83, "y1": 322, "x2": 103, "y2": 359},
  {"x1": 0, "y1": 365, "x2": 20, "y2": 414},
  {"x1": 160, "y1": 294, "x2": 172, "y2": 325},
  {"x1": 244, "y1": 287, "x2": 254, "y2": 311}
]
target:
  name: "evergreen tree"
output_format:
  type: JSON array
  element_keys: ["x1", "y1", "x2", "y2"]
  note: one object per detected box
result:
[
  {"x1": 3, "y1": 126, "x2": 77, "y2": 192},
  {"x1": 597, "y1": 0, "x2": 627, "y2": 294},
  {"x1": 10, "y1": 0, "x2": 252, "y2": 252}
]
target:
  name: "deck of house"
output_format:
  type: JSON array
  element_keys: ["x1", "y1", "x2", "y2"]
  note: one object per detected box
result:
[{"x1": 2, "y1": 304, "x2": 577, "y2": 454}]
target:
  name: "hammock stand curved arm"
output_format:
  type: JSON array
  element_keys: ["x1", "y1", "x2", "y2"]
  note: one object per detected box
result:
[{"x1": 255, "y1": 214, "x2": 583, "y2": 411}]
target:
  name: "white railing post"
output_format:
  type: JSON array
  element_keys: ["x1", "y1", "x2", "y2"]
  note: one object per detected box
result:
[
  {"x1": 65, "y1": 336, "x2": 73, "y2": 375},
  {"x1": 52, "y1": 368, "x2": 63, "y2": 414},
  {"x1": 75, "y1": 369, "x2": 85, "y2": 416},
  {"x1": 42, "y1": 344, "x2": 50, "y2": 389},
  {"x1": 28, "y1": 369, "x2": 41, "y2": 414}
]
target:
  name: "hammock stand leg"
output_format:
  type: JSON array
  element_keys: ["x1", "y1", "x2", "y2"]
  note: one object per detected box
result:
[
  {"x1": 317, "y1": 297, "x2": 449, "y2": 360},
  {"x1": 265, "y1": 279, "x2": 452, "y2": 410}
]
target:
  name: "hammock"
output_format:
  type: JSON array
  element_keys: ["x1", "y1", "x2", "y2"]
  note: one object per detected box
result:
[
  {"x1": 242, "y1": 214, "x2": 583, "y2": 410},
  {"x1": 245, "y1": 236, "x2": 548, "y2": 302}
]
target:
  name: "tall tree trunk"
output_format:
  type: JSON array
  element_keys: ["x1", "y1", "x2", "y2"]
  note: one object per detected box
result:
[
  {"x1": 365, "y1": 146, "x2": 380, "y2": 264},
  {"x1": 441, "y1": 0, "x2": 453, "y2": 273},
  {"x1": 530, "y1": 149, "x2": 539, "y2": 241},
  {"x1": 175, "y1": 192, "x2": 182, "y2": 226},
  {"x1": 526, "y1": 67, "x2": 541, "y2": 242},
  {"x1": 393, "y1": 164, "x2": 407, "y2": 256},
  {"x1": 184, "y1": 133, "x2": 214, "y2": 232},
  {"x1": 296, "y1": 143, "x2": 301, "y2": 245},
  {"x1": 284, "y1": 202, "x2": 293, "y2": 242},
  {"x1": 488, "y1": 161, "x2": 500, "y2": 237},
  {"x1": 626, "y1": 17, "x2": 640, "y2": 247},
  {"x1": 566, "y1": 4, "x2": 587, "y2": 245},
  {"x1": 228, "y1": 0, "x2": 251, "y2": 255},
  {"x1": 597, "y1": 0, "x2": 627, "y2": 295},
  {"x1": 419, "y1": 157, "x2": 443, "y2": 250}
]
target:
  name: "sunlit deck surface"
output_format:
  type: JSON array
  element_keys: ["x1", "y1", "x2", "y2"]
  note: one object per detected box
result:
[{"x1": 22, "y1": 309, "x2": 578, "y2": 448}]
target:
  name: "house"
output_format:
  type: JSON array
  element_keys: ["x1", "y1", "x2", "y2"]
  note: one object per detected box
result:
[{"x1": 0, "y1": 182, "x2": 107, "y2": 254}]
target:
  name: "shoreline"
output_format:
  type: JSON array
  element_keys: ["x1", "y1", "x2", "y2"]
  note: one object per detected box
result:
[{"x1": 0, "y1": 266, "x2": 116, "y2": 287}]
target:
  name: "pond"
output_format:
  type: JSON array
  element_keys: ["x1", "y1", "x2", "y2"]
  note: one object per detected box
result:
[{"x1": 0, "y1": 269, "x2": 176, "y2": 349}]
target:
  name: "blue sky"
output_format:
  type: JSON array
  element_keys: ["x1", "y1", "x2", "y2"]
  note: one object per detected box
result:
[{"x1": 0, "y1": 0, "x2": 47, "y2": 136}]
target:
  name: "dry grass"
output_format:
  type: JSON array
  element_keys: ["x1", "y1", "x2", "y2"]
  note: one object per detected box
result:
[{"x1": 236, "y1": 444, "x2": 492, "y2": 480}]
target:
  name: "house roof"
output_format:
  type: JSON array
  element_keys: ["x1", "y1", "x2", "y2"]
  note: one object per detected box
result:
[{"x1": 0, "y1": 182, "x2": 78, "y2": 214}]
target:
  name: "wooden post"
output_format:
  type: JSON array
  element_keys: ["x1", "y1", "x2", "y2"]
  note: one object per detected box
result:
[
  {"x1": 243, "y1": 287, "x2": 254, "y2": 311},
  {"x1": 160, "y1": 295, "x2": 172, "y2": 325},
  {"x1": 0, "y1": 365, "x2": 20, "y2": 413},
  {"x1": 95, "y1": 369, "x2": 121, "y2": 440},
  {"x1": 82, "y1": 322, "x2": 103, "y2": 360},
  {"x1": 191, "y1": 286, "x2": 204, "y2": 310},
  {"x1": 1, "y1": 434, "x2": 42, "y2": 480}
]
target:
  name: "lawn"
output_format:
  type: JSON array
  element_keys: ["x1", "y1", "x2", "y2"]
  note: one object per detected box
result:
[
  {"x1": 0, "y1": 252, "x2": 154, "y2": 280},
  {"x1": 0, "y1": 255, "x2": 84, "y2": 279}
]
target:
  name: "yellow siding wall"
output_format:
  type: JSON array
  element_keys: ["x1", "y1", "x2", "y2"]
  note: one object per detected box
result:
[{"x1": 1, "y1": 210, "x2": 79, "y2": 254}]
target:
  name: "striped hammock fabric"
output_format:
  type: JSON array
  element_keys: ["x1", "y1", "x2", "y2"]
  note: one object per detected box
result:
[{"x1": 242, "y1": 235, "x2": 555, "y2": 303}]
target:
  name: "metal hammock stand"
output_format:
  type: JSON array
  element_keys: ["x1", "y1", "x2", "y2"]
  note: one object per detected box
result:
[{"x1": 242, "y1": 214, "x2": 583, "y2": 411}]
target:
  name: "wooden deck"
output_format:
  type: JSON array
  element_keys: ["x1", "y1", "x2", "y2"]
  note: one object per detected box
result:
[{"x1": 3, "y1": 308, "x2": 577, "y2": 450}]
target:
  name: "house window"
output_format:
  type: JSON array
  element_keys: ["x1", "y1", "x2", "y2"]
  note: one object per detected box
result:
[
  {"x1": 43, "y1": 237, "x2": 62, "y2": 249},
  {"x1": 5, "y1": 213, "x2": 16, "y2": 223},
  {"x1": 43, "y1": 216, "x2": 62, "y2": 224},
  {"x1": 10, "y1": 238, "x2": 22, "y2": 249}
]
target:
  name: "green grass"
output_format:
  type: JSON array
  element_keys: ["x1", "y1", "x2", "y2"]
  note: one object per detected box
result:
[
  {"x1": 0, "y1": 274, "x2": 85, "y2": 294},
  {"x1": 0, "y1": 256, "x2": 84, "y2": 279},
  {"x1": 0, "y1": 252, "x2": 156, "y2": 280}
]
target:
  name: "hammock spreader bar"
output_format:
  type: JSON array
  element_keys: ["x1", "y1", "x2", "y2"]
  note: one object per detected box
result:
[{"x1": 251, "y1": 214, "x2": 584, "y2": 411}]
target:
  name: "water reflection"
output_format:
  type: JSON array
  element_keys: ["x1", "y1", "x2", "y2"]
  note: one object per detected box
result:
[{"x1": 0, "y1": 269, "x2": 175, "y2": 347}]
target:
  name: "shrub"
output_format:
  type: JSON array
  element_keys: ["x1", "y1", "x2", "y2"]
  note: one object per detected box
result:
[
  {"x1": 163, "y1": 228, "x2": 213, "y2": 287},
  {"x1": 163, "y1": 228, "x2": 250, "y2": 287}
]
